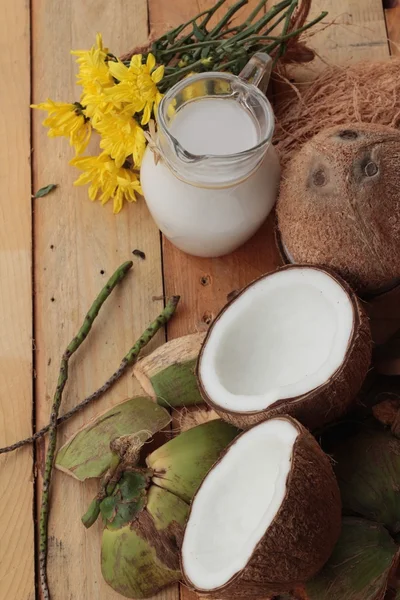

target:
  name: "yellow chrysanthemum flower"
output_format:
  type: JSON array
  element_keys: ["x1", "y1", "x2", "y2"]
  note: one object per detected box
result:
[
  {"x1": 71, "y1": 33, "x2": 117, "y2": 125},
  {"x1": 94, "y1": 111, "x2": 146, "y2": 168},
  {"x1": 31, "y1": 100, "x2": 91, "y2": 155},
  {"x1": 107, "y1": 53, "x2": 164, "y2": 124},
  {"x1": 72, "y1": 33, "x2": 113, "y2": 96},
  {"x1": 70, "y1": 152, "x2": 142, "y2": 214}
]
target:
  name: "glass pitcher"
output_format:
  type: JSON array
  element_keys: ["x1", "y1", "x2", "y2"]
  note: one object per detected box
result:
[{"x1": 140, "y1": 53, "x2": 280, "y2": 257}]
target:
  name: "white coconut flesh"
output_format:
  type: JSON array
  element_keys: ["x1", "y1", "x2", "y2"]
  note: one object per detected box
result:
[
  {"x1": 199, "y1": 267, "x2": 354, "y2": 412},
  {"x1": 182, "y1": 418, "x2": 298, "y2": 591}
]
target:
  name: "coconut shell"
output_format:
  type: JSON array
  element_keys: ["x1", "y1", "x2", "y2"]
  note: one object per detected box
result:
[
  {"x1": 333, "y1": 427, "x2": 400, "y2": 534},
  {"x1": 197, "y1": 265, "x2": 372, "y2": 432},
  {"x1": 146, "y1": 419, "x2": 239, "y2": 503},
  {"x1": 134, "y1": 333, "x2": 206, "y2": 408},
  {"x1": 182, "y1": 417, "x2": 342, "y2": 599},
  {"x1": 55, "y1": 396, "x2": 171, "y2": 481},
  {"x1": 102, "y1": 485, "x2": 188, "y2": 599},
  {"x1": 276, "y1": 124, "x2": 400, "y2": 295}
]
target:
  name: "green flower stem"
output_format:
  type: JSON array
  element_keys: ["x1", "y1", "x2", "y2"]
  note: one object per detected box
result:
[
  {"x1": 207, "y1": 0, "x2": 249, "y2": 38},
  {"x1": 160, "y1": 59, "x2": 208, "y2": 86},
  {"x1": 38, "y1": 261, "x2": 133, "y2": 600},
  {"x1": 273, "y1": 0, "x2": 298, "y2": 63},
  {"x1": 245, "y1": 0, "x2": 274, "y2": 25},
  {"x1": 0, "y1": 296, "x2": 180, "y2": 457},
  {"x1": 199, "y1": 0, "x2": 229, "y2": 29}
]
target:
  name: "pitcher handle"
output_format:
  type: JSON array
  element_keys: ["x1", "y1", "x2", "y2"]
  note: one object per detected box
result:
[{"x1": 238, "y1": 52, "x2": 273, "y2": 94}]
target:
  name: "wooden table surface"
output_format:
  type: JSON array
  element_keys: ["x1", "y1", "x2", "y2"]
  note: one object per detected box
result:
[{"x1": 0, "y1": 1, "x2": 398, "y2": 599}]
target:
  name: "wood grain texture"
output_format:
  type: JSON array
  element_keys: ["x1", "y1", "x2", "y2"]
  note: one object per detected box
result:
[
  {"x1": 31, "y1": 1, "x2": 169, "y2": 598},
  {"x1": 0, "y1": 2, "x2": 35, "y2": 600},
  {"x1": 386, "y1": 5, "x2": 400, "y2": 53}
]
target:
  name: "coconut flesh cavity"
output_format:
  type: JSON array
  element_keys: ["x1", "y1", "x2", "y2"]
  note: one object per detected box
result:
[
  {"x1": 182, "y1": 417, "x2": 341, "y2": 598},
  {"x1": 198, "y1": 265, "x2": 372, "y2": 430}
]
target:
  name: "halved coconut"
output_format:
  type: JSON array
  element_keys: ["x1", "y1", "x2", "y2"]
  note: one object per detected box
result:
[
  {"x1": 181, "y1": 417, "x2": 341, "y2": 598},
  {"x1": 197, "y1": 265, "x2": 372, "y2": 431}
]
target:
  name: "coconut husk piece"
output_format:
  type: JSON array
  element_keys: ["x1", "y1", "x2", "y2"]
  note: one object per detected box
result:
[
  {"x1": 274, "y1": 58, "x2": 400, "y2": 168},
  {"x1": 133, "y1": 333, "x2": 206, "y2": 408}
]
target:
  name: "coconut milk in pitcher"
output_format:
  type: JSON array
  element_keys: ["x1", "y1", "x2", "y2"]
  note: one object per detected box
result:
[{"x1": 141, "y1": 53, "x2": 280, "y2": 257}]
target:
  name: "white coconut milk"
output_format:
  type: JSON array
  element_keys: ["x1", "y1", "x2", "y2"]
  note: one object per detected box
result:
[{"x1": 141, "y1": 97, "x2": 280, "y2": 257}]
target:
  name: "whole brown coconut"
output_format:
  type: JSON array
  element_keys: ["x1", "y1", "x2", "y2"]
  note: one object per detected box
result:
[{"x1": 276, "y1": 124, "x2": 400, "y2": 295}]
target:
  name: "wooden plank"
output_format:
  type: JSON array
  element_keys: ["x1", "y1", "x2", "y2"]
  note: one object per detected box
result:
[
  {"x1": 385, "y1": 4, "x2": 400, "y2": 53},
  {"x1": 0, "y1": 2, "x2": 35, "y2": 600},
  {"x1": 31, "y1": 1, "x2": 168, "y2": 598}
]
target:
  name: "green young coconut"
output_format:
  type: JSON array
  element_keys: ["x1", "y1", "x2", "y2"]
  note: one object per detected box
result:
[
  {"x1": 146, "y1": 419, "x2": 240, "y2": 502},
  {"x1": 276, "y1": 518, "x2": 399, "y2": 600},
  {"x1": 56, "y1": 396, "x2": 171, "y2": 481},
  {"x1": 101, "y1": 480, "x2": 188, "y2": 599},
  {"x1": 305, "y1": 518, "x2": 399, "y2": 600},
  {"x1": 333, "y1": 428, "x2": 400, "y2": 534},
  {"x1": 133, "y1": 333, "x2": 205, "y2": 407}
]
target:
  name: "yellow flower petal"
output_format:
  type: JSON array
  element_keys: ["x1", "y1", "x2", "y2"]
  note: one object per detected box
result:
[
  {"x1": 130, "y1": 54, "x2": 142, "y2": 70},
  {"x1": 108, "y1": 60, "x2": 130, "y2": 82},
  {"x1": 96, "y1": 33, "x2": 104, "y2": 51},
  {"x1": 141, "y1": 103, "x2": 151, "y2": 125},
  {"x1": 151, "y1": 65, "x2": 164, "y2": 84},
  {"x1": 146, "y1": 53, "x2": 156, "y2": 73}
]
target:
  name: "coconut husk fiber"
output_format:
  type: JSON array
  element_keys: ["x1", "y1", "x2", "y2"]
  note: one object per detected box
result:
[{"x1": 274, "y1": 59, "x2": 400, "y2": 167}]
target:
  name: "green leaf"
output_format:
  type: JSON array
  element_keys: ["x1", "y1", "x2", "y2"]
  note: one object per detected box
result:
[
  {"x1": 55, "y1": 396, "x2": 171, "y2": 481},
  {"x1": 101, "y1": 471, "x2": 148, "y2": 530},
  {"x1": 34, "y1": 183, "x2": 57, "y2": 198},
  {"x1": 193, "y1": 22, "x2": 206, "y2": 41}
]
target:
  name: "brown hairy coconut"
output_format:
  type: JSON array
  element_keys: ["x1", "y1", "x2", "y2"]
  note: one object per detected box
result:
[
  {"x1": 197, "y1": 264, "x2": 371, "y2": 431},
  {"x1": 276, "y1": 124, "x2": 400, "y2": 295},
  {"x1": 181, "y1": 416, "x2": 341, "y2": 599}
]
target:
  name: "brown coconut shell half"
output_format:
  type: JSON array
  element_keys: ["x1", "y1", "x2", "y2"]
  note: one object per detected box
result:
[
  {"x1": 276, "y1": 123, "x2": 400, "y2": 296},
  {"x1": 181, "y1": 416, "x2": 341, "y2": 599},
  {"x1": 197, "y1": 264, "x2": 371, "y2": 431}
]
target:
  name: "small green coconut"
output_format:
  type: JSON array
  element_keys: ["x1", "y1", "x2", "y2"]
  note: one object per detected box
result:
[
  {"x1": 276, "y1": 124, "x2": 400, "y2": 295},
  {"x1": 333, "y1": 427, "x2": 400, "y2": 534},
  {"x1": 277, "y1": 519, "x2": 399, "y2": 600},
  {"x1": 57, "y1": 409, "x2": 239, "y2": 598},
  {"x1": 146, "y1": 419, "x2": 239, "y2": 502},
  {"x1": 134, "y1": 333, "x2": 205, "y2": 407},
  {"x1": 305, "y1": 518, "x2": 399, "y2": 600},
  {"x1": 101, "y1": 474, "x2": 188, "y2": 599}
]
